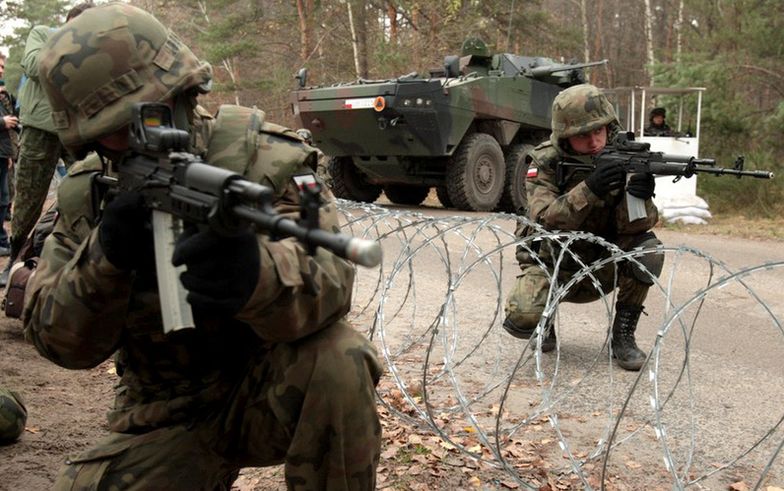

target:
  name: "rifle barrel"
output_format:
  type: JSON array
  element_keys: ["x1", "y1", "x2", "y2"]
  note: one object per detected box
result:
[
  {"x1": 232, "y1": 205, "x2": 382, "y2": 268},
  {"x1": 694, "y1": 167, "x2": 774, "y2": 179}
]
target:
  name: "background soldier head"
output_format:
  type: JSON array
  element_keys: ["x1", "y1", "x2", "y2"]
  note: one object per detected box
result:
[
  {"x1": 650, "y1": 107, "x2": 666, "y2": 125},
  {"x1": 645, "y1": 106, "x2": 672, "y2": 136}
]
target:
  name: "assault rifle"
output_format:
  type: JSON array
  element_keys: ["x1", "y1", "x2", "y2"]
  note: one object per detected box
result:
[
  {"x1": 97, "y1": 102, "x2": 381, "y2": 332},
  {"x1": 558, "y1": 132, "x2": 774, "y2": 221}
]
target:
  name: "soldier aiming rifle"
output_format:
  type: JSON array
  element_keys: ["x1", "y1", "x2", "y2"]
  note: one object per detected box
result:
[{"x1": 23, "y1": 4, "x2": 383, "y2": 489}]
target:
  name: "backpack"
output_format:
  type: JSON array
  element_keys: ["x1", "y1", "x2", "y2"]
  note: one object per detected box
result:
[{"x1": 3, "y1": 203, "x2": 58, "y2": 319}]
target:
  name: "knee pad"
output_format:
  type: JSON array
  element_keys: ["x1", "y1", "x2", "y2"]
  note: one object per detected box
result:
[{"x1": 626, "y1": 232, "x2": 664, "y2": 286}]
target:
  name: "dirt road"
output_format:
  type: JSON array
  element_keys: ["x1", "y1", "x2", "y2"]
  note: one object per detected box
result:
[{"x1": 0, "y1": 206, "x2": 781, "y2": 490}]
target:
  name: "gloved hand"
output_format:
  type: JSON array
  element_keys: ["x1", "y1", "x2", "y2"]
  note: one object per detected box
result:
[
  {"x1": 584, "y1": 161, "x2": 626, "y2": 197},
  {"x1": 172, "y1": 227, "x2": 260, "y2": 317},
  {"x1": 99, "y1": 192, "x2": 153, "y2": 271},
  {"x1": 626, "y1": 173, "x2": 656, "y2": 200}
]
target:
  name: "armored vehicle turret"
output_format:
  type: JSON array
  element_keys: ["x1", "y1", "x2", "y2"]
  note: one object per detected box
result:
[{"x1": 291, "y1": 38, "x2": 606, "y2": 212}]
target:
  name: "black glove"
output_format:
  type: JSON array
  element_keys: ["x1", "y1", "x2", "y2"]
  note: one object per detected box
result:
[
  {"x1": 99, "y1": 192, "x2": 153, "y2": 271},
  {"x1": 626, "y1": 173, "x2": 656, "y2": 200},
  {"x1": 584, "y1": 161, "x2": 626, "y2": 197},
  {"x1": 172, "y1": 227, "x2": 260, "y2": 317}
]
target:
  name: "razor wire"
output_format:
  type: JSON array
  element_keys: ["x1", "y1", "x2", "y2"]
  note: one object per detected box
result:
[{"x1": 335, "y1": 200, "x2": 784, "y2": 490}]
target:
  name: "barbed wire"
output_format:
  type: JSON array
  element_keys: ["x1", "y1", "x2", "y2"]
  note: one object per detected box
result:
[{"x1": 335, "y1": 200, "x2": 784, "y2": 490}]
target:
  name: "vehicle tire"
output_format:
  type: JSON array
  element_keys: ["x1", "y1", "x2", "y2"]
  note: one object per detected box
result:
[
  {"x1": 499, "y1": 143, "x2": 534, "y2": 213},
  {"x1": 446, "y1": 133, "x2": 505, "y2": 211},
  {"x1": 383, "y1": 185, "x2": 430, "y2": 206},
  {"x1": 436, "y1": 186, "x2": 453, "y2": 208},
  {"x1": 328, "y1": 156, "x2": 382, "y2": 203}
]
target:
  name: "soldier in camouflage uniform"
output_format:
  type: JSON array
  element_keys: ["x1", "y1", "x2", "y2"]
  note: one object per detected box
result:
[
  {"x1": 503, "y1": 84, "x2": 663, "y2": 371},
  {"x1": 24, "y1": 4, "x2": 381, "y2": 489},
  {"x1": 0, "y1": 387, "x2": 27, "y2": 445}
]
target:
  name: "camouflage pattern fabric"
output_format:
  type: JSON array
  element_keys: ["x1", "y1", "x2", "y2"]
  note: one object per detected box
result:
[
  {"x1": 505, "y1": 242, "x2": 652, "y2": 331},
  {"x1": 10, "y1": 126, "x2": 66, "y2": 254},
  {"x1": 0, "y1": 387, "x2": 27, "y2": 444},
  {"x1": 53, "y1": 321, "x2": 381, "y2": 490},
  {"x1": 505, "y1": 85, "x2": 660, "y2": 329}
]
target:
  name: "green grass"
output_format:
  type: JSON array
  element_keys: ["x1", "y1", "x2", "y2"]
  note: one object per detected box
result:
[{"x1": 695, "y1": 150, "x2": 784, "y2": 218}]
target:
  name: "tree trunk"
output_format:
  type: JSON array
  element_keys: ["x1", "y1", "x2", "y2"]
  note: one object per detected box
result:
[
  {"x1": 580, "y1": 0, "x2": 590, "y2": 65},
  {"x1": 593, "y1": 0, "x2": 604, "y2": 85},
  {"x1": 387, "y1": 2, "x2": 397, "y2": 43},
  {"x1": 675, "y1": 0, "x2": 684, "y2": 63},
  {"x1": 296, "y1": 0, "x2": 315, "y2": 62},
  {"x1": 354, "y1": 0, "x2": 369, "y2": 78},
  {"x1": 643, "y1": 0, "x2": 655, "y2": 86},
  {"x1": 347, "y1": 1, "x2": 362, "y2": 79}
]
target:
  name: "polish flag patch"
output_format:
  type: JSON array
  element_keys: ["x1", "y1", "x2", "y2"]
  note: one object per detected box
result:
[{"x1": 526, "y1": 167, "x2": 539, "y2": 179}]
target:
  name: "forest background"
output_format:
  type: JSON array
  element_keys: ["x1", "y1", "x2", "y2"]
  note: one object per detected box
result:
[{"x1": 2, "y1": 0, "x2": 783, "y2": 218}]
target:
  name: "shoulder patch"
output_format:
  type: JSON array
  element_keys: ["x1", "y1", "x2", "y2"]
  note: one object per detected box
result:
[
  {"x1": 526, "y1": 167, "x2": 539, "y2": 179},
  {"x1": 292, "y1": 173, "x2": 319, "y2": 192}
]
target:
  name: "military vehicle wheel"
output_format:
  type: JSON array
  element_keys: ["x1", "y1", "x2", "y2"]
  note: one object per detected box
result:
[
  {"x1": 328, "y1": 156, "x2": 382, "y2": 203},
  {"x1": 499, "y1": 143, "x2": 534, "y2": 213},
  {"x1": 436, "y1": 186, "x2": 453, "y2": 208},
  {"x1": 384, "y1": 185, "x2": 430, "y2": 206},
  {"x1": 446, "y1": 133, "x2": 505, "y2": 211}
]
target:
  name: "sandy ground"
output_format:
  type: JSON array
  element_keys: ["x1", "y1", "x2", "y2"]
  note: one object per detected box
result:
[{"x1": 1, "y1": 202, "x2": 783, "y2": 490}]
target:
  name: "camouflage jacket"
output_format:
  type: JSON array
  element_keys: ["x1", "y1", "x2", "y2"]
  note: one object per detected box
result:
[
  {"x1": 23, "y1": 105, "x2": 354, "y2": 432},
  {"x1": 517, "y1": 139, "x2": 658, "y2": 269}
]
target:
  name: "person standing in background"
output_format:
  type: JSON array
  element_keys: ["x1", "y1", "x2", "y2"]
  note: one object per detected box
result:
[
  {"x1": 0, "y1": 2, "x2": 94, "y2": 286},
  {"x1": 0, "y1": 55, "x2": 18, "y2": 257}
]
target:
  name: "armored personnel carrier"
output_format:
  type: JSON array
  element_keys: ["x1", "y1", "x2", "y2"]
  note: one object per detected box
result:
[{"x1": 291, "y1": 38, "x2": 605, "y2": 212}]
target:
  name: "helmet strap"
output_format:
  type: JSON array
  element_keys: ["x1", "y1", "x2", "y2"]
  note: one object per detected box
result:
[{"x1": 172, "y1": 91, "x2": 197, "y2": 133}]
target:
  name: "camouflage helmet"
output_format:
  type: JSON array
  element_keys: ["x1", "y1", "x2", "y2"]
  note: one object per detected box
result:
[
  {"x1": 461, "y1": 37, "x2": 490, "y2": 58},
  {"x1": 38, "y1": 3, "x2": 212, "y2": 155},
  {"x1": 0, "y1": 388, "x2": 27, "y2": 444},
  {"x1": 550, "y1": 83, "x2": 618, "y2": 141},
  {"x1": 650, "y1": 107, "x2": 666, "y2": 118}
]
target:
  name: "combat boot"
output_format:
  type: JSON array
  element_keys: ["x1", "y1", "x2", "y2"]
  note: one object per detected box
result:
[
  {"x1": 0, "y1": 262, "x2": 10, "y2": 288},
  {"x1": 502, "y1": 317, "x2": 557, "y2": 352},
  {"x1": 611, "y1": 304, "x2": 647, "y2": 371}
]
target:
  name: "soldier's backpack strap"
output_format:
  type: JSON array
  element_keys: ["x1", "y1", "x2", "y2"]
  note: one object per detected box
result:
[{"x1": 206, "y1": 104, "x2": 316, "y2": 198}]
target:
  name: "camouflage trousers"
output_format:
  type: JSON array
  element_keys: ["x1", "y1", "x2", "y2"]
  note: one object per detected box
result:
[
  {"x1": 11, "y1": 126, "x2": 66, "y2": 254},
  {"x1": 505, "y1": 234, "x2": 658, "y2": 331},
  {"x1": 54, "y1": 321, "x2": 383, "y2": 491}
]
